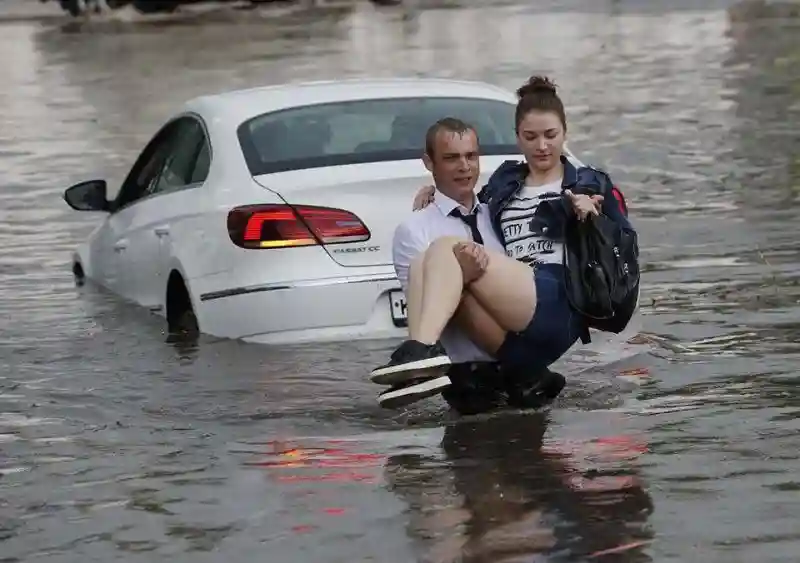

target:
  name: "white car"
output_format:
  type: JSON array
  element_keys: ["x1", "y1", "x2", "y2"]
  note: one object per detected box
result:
[{"x1": 64, "y1": 77, "x2": 590, "y2": 345}]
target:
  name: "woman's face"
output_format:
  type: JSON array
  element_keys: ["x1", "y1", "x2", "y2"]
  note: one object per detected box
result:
[{"x1": 516, "y1": 110, "x2": 566, "y2": 173}]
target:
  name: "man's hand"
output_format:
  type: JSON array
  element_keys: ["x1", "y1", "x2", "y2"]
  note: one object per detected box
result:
[
  {"x1": 453, "y1": 241, "x2": 489, "y2": 284},
  {"x1": 565, "y1": 189, "x2": 604, "y2": 221},
  {"x1": 413, "y1": 185, "x2": 436, "y2": 211}
]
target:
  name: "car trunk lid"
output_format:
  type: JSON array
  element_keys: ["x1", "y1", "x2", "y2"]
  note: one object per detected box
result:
[{"x1": 252, "y1": 157, "x2": 514, "y2": 267}]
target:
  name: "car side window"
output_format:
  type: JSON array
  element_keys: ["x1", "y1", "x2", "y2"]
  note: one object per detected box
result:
[
  {"x1": 112, "y1": 116, "x2": 211, "y2": 212},
  {"x1": 190, "y1": 137, "x2": 210, "y2": 185},
  {"x1": 114, "y1": 123, "x2": 179, "y2": 210},
  {"x1": 148, "y1": 118, "x2": 210, "y2": 196}
]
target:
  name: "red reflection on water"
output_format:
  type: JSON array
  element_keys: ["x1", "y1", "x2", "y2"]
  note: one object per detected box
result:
[
  {"x1": 542, "y1": 432, "x2": 649, "y2": 493},
  {"x1": 617, "y1": 366, "x2": 651, "y2": 378},
  {"x1": 244, "y1": 439, "x2": 384, "y2": 485},
  {"x1": 544, "y1": 434, "x2": 648, "y2": 460},
  {"x1": 251, "y1": 449, "x2": 383, "y2": 469}
]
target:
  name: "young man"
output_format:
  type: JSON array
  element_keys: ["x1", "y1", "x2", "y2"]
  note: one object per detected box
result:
[{"x1": 374, "y1": 118, "x2": 565, "y2": 412}]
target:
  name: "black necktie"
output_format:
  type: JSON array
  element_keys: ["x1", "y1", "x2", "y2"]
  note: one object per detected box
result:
[{"x1": 449, "y1": 208, "x2": 484, "y2": 245}]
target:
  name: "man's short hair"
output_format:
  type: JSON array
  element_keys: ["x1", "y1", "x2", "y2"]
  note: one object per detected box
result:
[{"x1": 424, "y1": 117, "x2": 478, "y2": 157}]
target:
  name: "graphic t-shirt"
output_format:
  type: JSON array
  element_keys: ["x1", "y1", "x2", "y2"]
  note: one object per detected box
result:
[{"x1": 499, "y1": 178, "x2": 564, "y2": 267}]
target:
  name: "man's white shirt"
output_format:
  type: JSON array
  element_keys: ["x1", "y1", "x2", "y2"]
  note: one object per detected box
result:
[{"x1": 392, "y1": 191, "x2": 507, "y2": 363}]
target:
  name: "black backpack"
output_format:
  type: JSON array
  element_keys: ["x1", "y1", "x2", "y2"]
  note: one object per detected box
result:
[{"x1": 562, "y1": 212, "x2": 640, "y2": 335}]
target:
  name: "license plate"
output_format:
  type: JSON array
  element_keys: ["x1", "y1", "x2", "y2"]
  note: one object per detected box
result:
[{"x1": 388, "y1": 290, "x2": 408, "y2": 328}]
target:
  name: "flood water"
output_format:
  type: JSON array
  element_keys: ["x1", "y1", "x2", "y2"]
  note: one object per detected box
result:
[{"x1": 1, "y1": 0, "x2": 799, "y2": 561}]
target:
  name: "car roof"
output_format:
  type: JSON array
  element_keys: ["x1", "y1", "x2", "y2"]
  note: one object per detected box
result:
[{"x1": 183, "y1": 77, "x2": 517, "y2": 126}]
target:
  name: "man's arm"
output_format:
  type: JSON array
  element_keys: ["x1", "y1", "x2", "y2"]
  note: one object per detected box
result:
[{"x1": 392, "y1": 221, "x2": 424, "y2": 294}]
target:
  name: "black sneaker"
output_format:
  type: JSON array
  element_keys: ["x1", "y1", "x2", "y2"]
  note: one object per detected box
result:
[
  {"x1": 505, "y1": 367, "x2": 566, "y2": 410},
  {"x1": 378, "y1": 374, "x2": 452, "y2": 409},
  {"x1": 441, "y1": 362, "x2": 508, "y2": 416},
  {"x1": 370, "y1": 340, "x2": 451, "y2": 385}
]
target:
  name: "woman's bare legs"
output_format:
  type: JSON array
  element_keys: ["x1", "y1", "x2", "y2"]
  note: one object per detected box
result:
[
  {"x1": 407, "y1": 255, "x2": 425, "y2": 336},
  {"x1": 371, "y1": 248, "x2": 462, "y2": 383},
  {"x1": 411, "y1": 251, "x2": 507, "y2": 357},
  {"x1": 375, "y1": 236, "x2": 568, "y2": 412},
  {"x1": 452, "y1": 293, "x2": 507, "y2": 356},
  {"x1": 372, "y1": 235, "x2": 539, "y2": 382},
  {"x1": 412, "y1": 236, "x2": 538, "y2": 346},
  {"x1": 411, "y1": 236, "x2": 467, "y2": 345}
]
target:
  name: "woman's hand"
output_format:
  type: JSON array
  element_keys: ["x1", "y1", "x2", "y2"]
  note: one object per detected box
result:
[
  {"x1": 565, "y1": 189, "x2": 604, "y2": 221},
  {"x1": 413, "y1": 185, "x2": 436, "y2": 211},
  {"x1": 453, "y1": 241, "x2": 489, "y2": 284}
]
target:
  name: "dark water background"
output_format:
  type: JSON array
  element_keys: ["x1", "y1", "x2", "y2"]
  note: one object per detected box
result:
[{"x1": 1, "y1": 0, "x2": 799, "y2": 561}]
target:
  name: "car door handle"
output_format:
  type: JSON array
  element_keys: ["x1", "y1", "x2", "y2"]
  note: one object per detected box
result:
[
  {"x1": 114, "y1": 240, "x2": 128, "y2": 252},
  {"x1": 154, "y1": 226, "x2": 170, "y2": 238}
]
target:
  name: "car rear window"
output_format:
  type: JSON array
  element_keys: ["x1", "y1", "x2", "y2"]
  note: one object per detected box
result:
[{"x1": 237, "y1": 96, "x2": 519, "y2": 175}]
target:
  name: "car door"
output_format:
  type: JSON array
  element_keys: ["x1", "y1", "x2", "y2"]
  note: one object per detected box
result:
[
  {"x1": 105, "y1": 116, "x2": 209, "y2": 310},
  {"x1": 91, "y1": 125, "x2": 171, "y2": 295},
  {"x1": 130, "y1": 116, "x2": 212, "y2": 312}
]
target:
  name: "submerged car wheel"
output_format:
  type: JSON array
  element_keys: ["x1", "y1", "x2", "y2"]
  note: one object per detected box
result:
[
  {"x1": 131, "y1": 0, "x2": 180, "y2": 14},
  {"x1": 166, "y1": 271, "x2": 199, "y2": 337}
]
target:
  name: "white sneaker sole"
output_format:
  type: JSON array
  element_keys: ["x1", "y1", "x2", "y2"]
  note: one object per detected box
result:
[
  {"x1": 370, "y1": 355, "x2": 452, "y2": 385},
  {"x1": 378, "y1": 375, "x2": 452, "y2": 409}
]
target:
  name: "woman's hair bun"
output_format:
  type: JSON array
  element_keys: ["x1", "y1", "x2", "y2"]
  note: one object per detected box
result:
[{"x1": 516, "y1": 75, "x2": 558, "y2": 99}]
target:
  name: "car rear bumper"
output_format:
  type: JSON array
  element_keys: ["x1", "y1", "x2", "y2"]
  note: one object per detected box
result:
[{"x1": 195, "y1": 272, "x2": 410, "y2": 344}]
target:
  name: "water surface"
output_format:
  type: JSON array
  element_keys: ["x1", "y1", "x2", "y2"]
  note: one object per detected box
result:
[{"x1": 1, "y1": 1, "x2": 799, "y2": 561}]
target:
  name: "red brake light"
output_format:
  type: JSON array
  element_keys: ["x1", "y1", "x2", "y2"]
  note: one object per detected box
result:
[{"x1": 227, "y1": 204, "x2": 371, "y2": 249}]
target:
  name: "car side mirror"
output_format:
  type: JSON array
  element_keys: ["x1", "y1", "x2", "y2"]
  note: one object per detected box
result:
[{"x1": 64, "y1": 179, "x2": 109, "y2": 212}]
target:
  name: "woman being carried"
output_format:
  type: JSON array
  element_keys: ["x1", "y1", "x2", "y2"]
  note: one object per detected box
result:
[{"x1": 371, "y1": 75, "x2": 635, "y2": 407}]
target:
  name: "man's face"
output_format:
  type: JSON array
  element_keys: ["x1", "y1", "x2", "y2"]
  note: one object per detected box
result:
[{"x1": 423, "y1": 128, "x2": 480, "y2": 203}]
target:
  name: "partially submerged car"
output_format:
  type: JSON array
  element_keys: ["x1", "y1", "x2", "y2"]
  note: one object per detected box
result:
[{"x1": 64, "y1": 77, "x2": 595, "y2": 344}]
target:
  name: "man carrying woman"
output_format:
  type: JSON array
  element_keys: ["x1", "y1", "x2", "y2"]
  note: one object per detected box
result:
[{"x1": 373, "y1": 76, "x2": 635, "y2": 414}]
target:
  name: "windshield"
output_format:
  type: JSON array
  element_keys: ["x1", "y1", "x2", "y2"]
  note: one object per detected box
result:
[{"x1": 237, "y1": 96, "x2": 519, "y2": 175}]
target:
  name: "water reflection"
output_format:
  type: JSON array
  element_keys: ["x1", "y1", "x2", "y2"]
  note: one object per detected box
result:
[{"x1": 386, "y1": 414, "x2": 653, "y2": 562}]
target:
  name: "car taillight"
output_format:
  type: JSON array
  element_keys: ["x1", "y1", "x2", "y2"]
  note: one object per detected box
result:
[{"x1": 227, "y1": 204, "x2": 371, "y2": 249}]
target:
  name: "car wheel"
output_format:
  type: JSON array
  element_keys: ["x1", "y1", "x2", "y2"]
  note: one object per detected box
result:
[{"x1": 166, "y1": 271, "x2": 199, "y2": 337}]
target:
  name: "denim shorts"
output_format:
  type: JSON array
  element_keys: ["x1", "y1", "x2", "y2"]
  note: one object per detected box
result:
[{"x1": 496, "y1": 263, "x2": 584, "y2": 371}]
